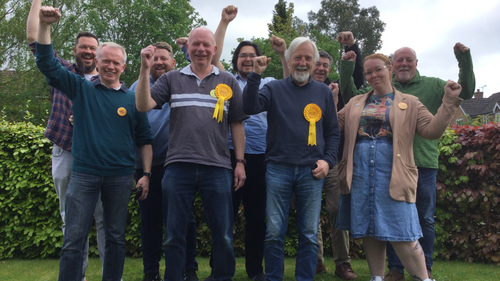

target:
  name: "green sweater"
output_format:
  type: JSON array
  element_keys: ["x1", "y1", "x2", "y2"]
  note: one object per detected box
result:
[
  {"x1": 339, "y1": 50, "x2": 475, "y2": 169},
  {"x1": 36, "y1": 43, "x2": 153, "y2": 176}
]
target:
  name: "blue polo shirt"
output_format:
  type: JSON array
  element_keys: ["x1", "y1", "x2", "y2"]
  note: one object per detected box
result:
[{"x1": 228, "y1": 74, "x2": 275, "y2": 154}]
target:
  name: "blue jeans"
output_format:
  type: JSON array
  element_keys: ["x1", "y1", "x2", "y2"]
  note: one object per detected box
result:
[
  {"x1": 136, "y1": 165, "x2": 198, "y2": 275},
  {"x1": 162, "y1": 163, "x2": 235, "y2": 281},
  {"x1": 265, "y1": 162, "x2": 324, "y2": 281},
  {"x1": 58, "y1": 171, "x2": 133, "y2": 281},
  {"x1": 51, "y1": 144, "x2": 106, "y2": 278},
  {"x1": 387, "y1": 167, "x2": 437, "y2": 272}
]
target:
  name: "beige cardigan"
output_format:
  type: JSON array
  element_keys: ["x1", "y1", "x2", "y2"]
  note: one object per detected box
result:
[{"x1": 337, "y1": 88, "x2": 462, "y2": 203}]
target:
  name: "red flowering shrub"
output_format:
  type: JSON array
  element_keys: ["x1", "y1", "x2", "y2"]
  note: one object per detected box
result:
[{"x1": 436, "y1": 123, "x2": 500, "y2": 264}]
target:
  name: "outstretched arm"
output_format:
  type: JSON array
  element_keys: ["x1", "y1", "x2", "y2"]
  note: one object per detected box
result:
[
  {"x1": 453, "y1": 42, "x2": 475, "y2": 100},
  {"x1": 27, "y1": 0, "x2": 43, "y2": 43},
  {"x1": 270, "y1": 36, "x2": 289, "y2": 78},
  {"x1": 338, "y1": 31, "x2": 364, "y2": 89},
  {"x1": 37, "y1": 6, "x2": 61, "y2": 45},
  {"x1": 135, "y1": 45, "x2": 158, "y2": 112},
  {"x1": 212, "y1": 5, "x2": 238, "y2": 71}
]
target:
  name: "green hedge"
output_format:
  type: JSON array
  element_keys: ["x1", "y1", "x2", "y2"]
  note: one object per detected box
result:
[
  {"x1": 434, "y1": 124, "x2": 500, "y2": 264},
  {"x1": 1, "y1": 119, "x2": 499, "y2": 264}
]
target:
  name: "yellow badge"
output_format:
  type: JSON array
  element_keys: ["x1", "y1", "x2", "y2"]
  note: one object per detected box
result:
[
  {"x1": 117, "y1": 107, "x2": 127, "y2": 116},
  {"x1": 210, "y1": 89, "x2": 217, "y2": 98},
  {"x1": 304, "y1": 104, "x2": 322, "y2": 146},
  {"x1": 212, "y1": 84, "x2": 233, "y2": 122},
  {"x1": 398, "y1": 102, "x2": 408, "y2": 110}
]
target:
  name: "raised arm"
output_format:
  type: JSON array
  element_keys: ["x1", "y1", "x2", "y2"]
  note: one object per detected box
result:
[
  {"x1": 37, "y1": 6, "x2": 61, "y2": 44},
  {"x1": 135, "y1": 45, "x2": 158, "y2": 112},
  {"x1": 453, "y1": 42, "x2": 475, "y2": 100},
  {"x1": 270, "y1": 36, "x2": 289, "y2": 78},
  {"x1": 212, "y1": 5, "x2": 238, "y2": 71},
  {"x1": 242, "y1": 56, "x2": 272, "y2": 115},
  {"x1": 27, "y1": 0, "x2": 43, "y2": 43},
  {"x1": 416, "y1": 80, "x2": 463, "y2": 139},
  {"x1": 338, "y1": 31, "x2": 364, "y2": 89}
]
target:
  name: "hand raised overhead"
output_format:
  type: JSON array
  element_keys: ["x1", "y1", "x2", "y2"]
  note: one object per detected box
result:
[
  {"x1": 221, "y1": 5, "x2": 238, "y2": 23},
  {"x1": 453, "y1": 42, "x2": 470, "y2": 54},
  {"x1": 337, "y1": 31, "x2": 355, "y2": 47},
  {"x1": 252, "y1": 56, "x2": 271, "y2": 75},
  {"x1": 140, "y1": 45, "x2": 156, "y2": 69},
  {"x1": 39, "y1": 6, "x2": 61, "y2": 25},
  {"x1": 270, "y1": 36, "x2": 287, "y2": 55},
  {"x1": 176, "y1": 37, "x2": 188, "y2": 49}
]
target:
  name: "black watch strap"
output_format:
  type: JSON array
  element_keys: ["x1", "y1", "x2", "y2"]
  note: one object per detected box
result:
[{"x1": 143, "y1": 172, "x2": 152, "y2": 178}]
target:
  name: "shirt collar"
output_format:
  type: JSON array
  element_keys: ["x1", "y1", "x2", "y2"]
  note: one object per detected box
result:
[
  {"x1": 92, "y1": 77, "x2": 128, "y2": 92},
  {"x1": 180, "y1": 64, "x2": 219, "y2": 76}
]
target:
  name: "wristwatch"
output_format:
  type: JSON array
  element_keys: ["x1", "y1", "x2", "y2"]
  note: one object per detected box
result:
[
  {"x1": 143, "y1": 172, "x2": 152, "y2": 178},
  {"x1": 235, "y1": 159, "x2": 246, "y2": 165}
]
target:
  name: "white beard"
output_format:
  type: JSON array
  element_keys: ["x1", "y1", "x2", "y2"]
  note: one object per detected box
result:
[{"x1": 293, "y1": 69, "x2": 310, "y2": 84}]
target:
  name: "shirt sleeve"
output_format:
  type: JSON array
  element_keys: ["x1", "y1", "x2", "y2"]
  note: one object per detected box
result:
[
  {"x1": 35, "y1": 43, "x2": 85, "y2": 100},
  {"x1": 243, "y1": 72, "x2": 270, "y2": 115},
  {"x1": 455, "y1": 50, "x2": 476, "y2": 100}
]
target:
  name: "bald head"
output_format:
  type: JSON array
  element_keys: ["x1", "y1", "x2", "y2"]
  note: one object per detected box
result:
[
  {"x1": 187, "y1": 27, "x2": 217, "y2": 71},
  {"x1": 393, "y1": 47, "x2": 418, "y2": 83}
]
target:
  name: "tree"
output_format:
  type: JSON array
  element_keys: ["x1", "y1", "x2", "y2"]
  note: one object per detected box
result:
[
  {"x1": 81, "y1": 0, "x2": 206, "y2": 87},
  {"x1": 268, "y1": 0, "x2": 303, "y2": 42},
  {"x1": 308, "y1": 0, "x2": 385, "y2": 58},
  {"x1": 0, "y1": 0, "x2": 205, "y2": 124}
]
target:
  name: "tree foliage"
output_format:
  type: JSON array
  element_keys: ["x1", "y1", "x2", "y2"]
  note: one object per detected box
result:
[
  {"x1": 0, "y1": 0, "x2": 205, "y2": 124},
  {"x1": 307, "y1": 0, "x2": 385, "y2": 58}
]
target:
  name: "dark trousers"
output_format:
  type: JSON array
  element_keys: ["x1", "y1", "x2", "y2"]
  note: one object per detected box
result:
[
  {"x1": 231, "y1": 151, "x2": 267, "y2": 278},
  {"x1": 209, "y1": 151, "x2": 267, "y2": 278},
  {"x1": 136, "y1": 165, "x2": 198, "y2": 275}
]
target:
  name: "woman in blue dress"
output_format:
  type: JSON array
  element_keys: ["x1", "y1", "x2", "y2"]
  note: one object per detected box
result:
[{"x1": 335, "y1": 52, "x2": 463, "y2": 281}]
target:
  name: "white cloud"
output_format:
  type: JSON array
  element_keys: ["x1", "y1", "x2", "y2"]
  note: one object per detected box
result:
[{"x1": 189, "y1": 0, "x2": 500, "y2": 96}]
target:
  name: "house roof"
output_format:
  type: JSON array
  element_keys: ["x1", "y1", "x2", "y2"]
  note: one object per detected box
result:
[{"x1": 461, "y1": 92, "x2": 500, "y2": 116}]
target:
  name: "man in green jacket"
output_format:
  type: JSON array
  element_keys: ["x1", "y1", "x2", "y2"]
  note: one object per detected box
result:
[{"x1": 339, "y1": 43, "x2": 475, "y2": 281}]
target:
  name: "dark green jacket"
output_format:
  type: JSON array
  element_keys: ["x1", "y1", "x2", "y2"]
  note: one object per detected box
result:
[{"x1": 339, "y1": 50, "x2": 475, "y2": 169}]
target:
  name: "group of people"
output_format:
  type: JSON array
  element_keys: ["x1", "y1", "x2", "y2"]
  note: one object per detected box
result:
[{"x1": 28, "y1": 1, "x2": 476, "y2": 281}]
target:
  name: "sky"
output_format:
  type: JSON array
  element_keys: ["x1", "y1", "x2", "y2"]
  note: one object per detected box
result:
[{"x1": 188, "y1": 0, "x2": 500, "y2": 97}]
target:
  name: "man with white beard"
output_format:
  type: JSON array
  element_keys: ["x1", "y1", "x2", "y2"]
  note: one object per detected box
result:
[{"x1": 242, "y1": 37, "x2": 341, "y2": 281}]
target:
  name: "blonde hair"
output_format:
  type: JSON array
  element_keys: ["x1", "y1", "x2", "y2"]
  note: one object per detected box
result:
[
  {"x1": 96, "y1": 42, "x2": 127, "y2": 64},
  {"x1": 364, "y1": 53, "x2": 392, "y2": 83}
]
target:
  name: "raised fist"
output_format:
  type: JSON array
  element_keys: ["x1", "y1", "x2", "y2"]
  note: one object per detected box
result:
[
  {"x1": 176, "y1": 37, "x2": 188, "y2": 49},
  {"x1": 270, "y1": 36, "x2": 286, "y2": 55},
  {"x1": 252, "y1": 56, "x2": 271, "y2": 75},
  {"x1": 342, "y1": 50, "x2": 357, "y2": 62},
  {"x1": 141, "y1": 45, "x2": 156, "y2": 69},
  {"x1": 338, "y1": 31, "x2": 355, "y2": 47},
  {"x1": 221, "y1": 5, "x2": 238, "y2": 23},
  {"x1": 328, "y1": 83, "x2": 339, "y2": 106},
  {"x1": 453, "y1": 42, "x2": 469, "y2": 54},
  {"x1": 444, "y1": 80, "x2": 462, "y2": 97},
  {"x1": 39, "y1": 6, "x2": 61, "y2": 25}
]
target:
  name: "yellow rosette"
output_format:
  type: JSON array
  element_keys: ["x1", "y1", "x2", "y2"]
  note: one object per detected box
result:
[
  {"x1": 304, "y1": 104, "x2": 322, "y2": 146},
  {"x1": 213, "y1": 84, "x2": 233, "y2": 122}
]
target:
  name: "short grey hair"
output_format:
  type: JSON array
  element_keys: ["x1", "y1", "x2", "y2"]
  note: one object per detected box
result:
[
  {"x1": 96, "y1": 42, "x2": 127, "y2": 64},
  {"x1": 318, "y1": 50, "x2": 333, "y2": 65},
  {"x1": 285, "y1": 37, "x2": 319, "y2": 63}
]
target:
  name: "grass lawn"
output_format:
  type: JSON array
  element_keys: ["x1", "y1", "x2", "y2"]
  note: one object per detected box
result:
[{"x1": 1, "y1": 256, "x2": 499, "y2": 280}]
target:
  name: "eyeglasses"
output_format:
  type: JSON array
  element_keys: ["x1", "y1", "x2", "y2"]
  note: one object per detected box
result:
[
  {"x1": 363, "y1": 65, "x2": 389, "y2": 77},
  {"x1": 238, "y1": 53, "x2": 257, "y2": 59}
]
